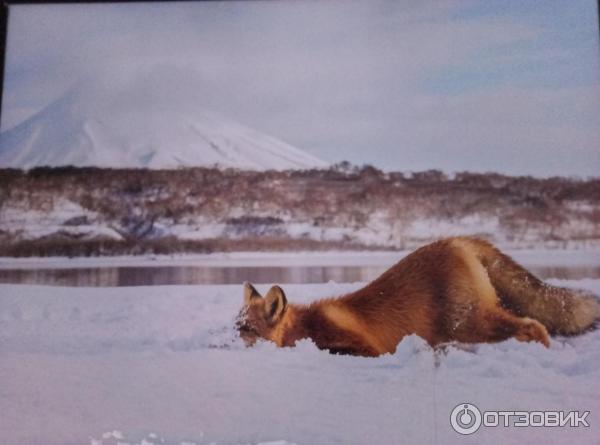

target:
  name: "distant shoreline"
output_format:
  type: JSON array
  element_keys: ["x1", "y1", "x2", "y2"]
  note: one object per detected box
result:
[
  {"x1": 2, "y1": 166, "x2": 599, "y2": 258},
  {"x1": 1, "y1": 248, "x2": 599, "y2": 270}
]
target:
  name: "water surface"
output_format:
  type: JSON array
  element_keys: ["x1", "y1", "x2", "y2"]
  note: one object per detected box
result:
[{"x1": 0, "y1": 264, "x2": 598, "y2": 287}]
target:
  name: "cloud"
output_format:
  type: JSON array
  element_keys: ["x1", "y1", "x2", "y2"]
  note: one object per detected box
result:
[
  {"x1": 2, "y1": 0, "x2": 599, "y2": 177},
  {"x1": 2, "y1": 1, "x2": 534, "y2": 114}
]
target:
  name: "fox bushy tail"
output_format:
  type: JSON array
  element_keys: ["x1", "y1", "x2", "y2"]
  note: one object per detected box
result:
[{"x1": 477, "y1": 241, "x2": 599, "y2": 335}]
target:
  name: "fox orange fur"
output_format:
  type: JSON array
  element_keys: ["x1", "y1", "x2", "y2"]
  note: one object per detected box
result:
[{"x1": 236, "y1": 237, "x2": 599, "y2": 356}]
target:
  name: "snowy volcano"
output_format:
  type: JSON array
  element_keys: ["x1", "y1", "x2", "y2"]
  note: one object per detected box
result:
[{"x1": 0, "y1": 75, "x2": 328, "y2": 170}]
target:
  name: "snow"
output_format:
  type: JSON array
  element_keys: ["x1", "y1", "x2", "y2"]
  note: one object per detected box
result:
[
  {"x1": 170, "y1": 222, "x2": 228, "y2": 241},
  {"x1": 1, "y1": 273, "x2": 599, "y2": 445},
  {"x1": 407, "y1": 215, "x2": 501, "y2": 240},
  {"x1": 0, "y1": 74, "x2": 328, "y2": 171},
  {"x1": 1, "y1": 248, "x2": 599, "y2": 270},
  {"x1": 6, "y1": 205, "x2": 598, "y2": 250},
  {"x1": 0, "y1": 197, "x2": 123, "y2": 241},
  {"x1": 2, "y1": 188, "x2": 597, "y2": 248}
]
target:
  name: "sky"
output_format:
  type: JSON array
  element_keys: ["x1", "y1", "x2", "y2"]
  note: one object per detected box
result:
[{"x1": 1, "y1": 0, "x2": 599, "y2": 177}]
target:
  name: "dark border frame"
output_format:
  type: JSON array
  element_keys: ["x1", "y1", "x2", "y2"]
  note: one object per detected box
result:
[{"x1": 0, "y1": 2, "x2": 8, "y2": 126}]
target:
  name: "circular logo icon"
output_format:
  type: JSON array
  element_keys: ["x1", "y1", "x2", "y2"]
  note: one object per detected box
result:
[{"x1": 450, "y1": 403, "x2": 482, "y2": 435}]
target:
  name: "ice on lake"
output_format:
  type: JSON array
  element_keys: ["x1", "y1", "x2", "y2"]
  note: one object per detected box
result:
[{"x1": 1, "y1": 252, "x2": 599, "y2": 445}]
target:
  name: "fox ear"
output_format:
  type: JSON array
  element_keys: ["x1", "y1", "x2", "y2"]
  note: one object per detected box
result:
[
  {"x1": 243, "y1": 281, "x2": 261, "y2": 304},
  {"x1": 264, "y1": 285, "x2": 287, "y2": 322}
]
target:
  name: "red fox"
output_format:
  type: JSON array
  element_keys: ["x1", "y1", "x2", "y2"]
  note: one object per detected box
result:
[{"x1": 236, "y1": 237, "x2": 599, "y2": 356}]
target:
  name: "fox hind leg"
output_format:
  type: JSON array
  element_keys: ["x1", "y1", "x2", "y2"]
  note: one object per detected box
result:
[
  {"x1": 480, "y1": 307, "x2": 550, "y2": 347},
  {"x1": 447, "y1": 239, "x2": 550, "y2": 347}
]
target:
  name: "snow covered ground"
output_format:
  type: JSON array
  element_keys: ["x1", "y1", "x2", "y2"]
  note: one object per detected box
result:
[
  {"x1": 3, "y1": 192, "x2": 599, "y2": 252},
  {"x1": 1, "y1": 273, "x2": 599, "y2": 445}
]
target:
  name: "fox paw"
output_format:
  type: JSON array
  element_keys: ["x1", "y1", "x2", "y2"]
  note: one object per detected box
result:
[{"x1": 515, "y1": 318, "x2": 550, "y2": 347}]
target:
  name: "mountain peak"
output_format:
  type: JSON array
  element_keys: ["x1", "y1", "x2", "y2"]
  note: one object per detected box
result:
[{"x1": 0, "y1": 74, "x2": 328, "y2": 171}]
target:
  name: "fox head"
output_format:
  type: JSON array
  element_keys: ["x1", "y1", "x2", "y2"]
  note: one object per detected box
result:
[{"x1": 236, "y1": 281, "x2": 288, "y2": 346}]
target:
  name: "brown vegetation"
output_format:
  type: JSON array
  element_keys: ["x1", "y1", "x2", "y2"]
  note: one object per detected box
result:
[{"x1": 1, "y1": 164, "x2": 599, "y2": 256}]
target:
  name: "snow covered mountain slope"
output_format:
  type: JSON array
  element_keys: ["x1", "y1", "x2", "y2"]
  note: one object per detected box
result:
[{"x1": 0, "y1": 76, "x2": 328, "y2": 170}]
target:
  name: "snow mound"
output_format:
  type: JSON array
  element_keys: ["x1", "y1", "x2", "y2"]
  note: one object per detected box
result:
[
  {"x1": 0, "y1": 74, "x2": 328, "y2": 171},
  {"x1": 1, "y1": 280, "x2": 599, "y2": 444}
]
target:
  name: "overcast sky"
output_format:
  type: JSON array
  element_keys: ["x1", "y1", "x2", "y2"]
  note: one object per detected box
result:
[{"x1": 2, "y1": 0, "x2": 599, "y2": 177}]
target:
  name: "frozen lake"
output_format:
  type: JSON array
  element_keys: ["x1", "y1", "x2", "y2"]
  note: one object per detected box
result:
[
  {"x1": 2, "y1": 264, "x2": 600, "y2": 286},
  {"x1": 1, "y1": 250, "x2": 600, "y2": 286},
  {"x1": 1, "y1": 250, "x2": 599, "y2": 445}
]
